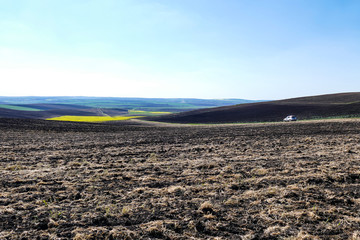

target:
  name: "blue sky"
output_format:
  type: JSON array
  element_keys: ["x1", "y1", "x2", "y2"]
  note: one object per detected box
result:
[{"x1": 0, "y1": 0, "x2": 359, "y2": 99}]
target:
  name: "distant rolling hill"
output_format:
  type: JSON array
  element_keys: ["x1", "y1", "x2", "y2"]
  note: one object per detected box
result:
[
  {"x1": 0, "y1": 104, "x2": 128, "y2": 119},
  {"x1": 0, "y1": 96, "x2": 260, "y2": 112},
  {"x1": 148, "y1": 92, "x2": 360, "y2": 124},
  {"x1": 0, "y1": 97, "x2": 261, "y2": 120}
]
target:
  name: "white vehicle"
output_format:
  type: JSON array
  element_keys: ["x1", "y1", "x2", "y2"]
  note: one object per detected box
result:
[{"x1": 283, "y1": 115, "x2": 297, "y2": 122}]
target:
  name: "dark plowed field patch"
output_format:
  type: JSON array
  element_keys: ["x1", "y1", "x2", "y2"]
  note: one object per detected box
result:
[
  {"x1": 1, "y1": 118, "x2": 360, "y2": 239},
  {"x1": 150, "y1": 92, "x2": 360, "y2": 123}
]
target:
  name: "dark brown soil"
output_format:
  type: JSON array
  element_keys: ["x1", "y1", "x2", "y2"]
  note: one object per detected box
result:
[
  {"x1": 150, "y1": 92, "x2": 360, "y2": 123},
  {"x1": 1, "y1": 118, "x2": 360, "y2": 239}
]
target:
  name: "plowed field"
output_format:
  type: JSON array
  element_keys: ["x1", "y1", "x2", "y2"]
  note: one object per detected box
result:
[{"x1": 1, "y1": 118, "x2": 360, "y2": 239}]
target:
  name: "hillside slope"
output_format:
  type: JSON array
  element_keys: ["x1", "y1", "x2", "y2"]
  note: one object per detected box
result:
[
  {"x1": 0, "y1": 104, "x2": 127, "y2": 119},
  {"x1": 149, "y1": 92, "x2": 360, "y2": 123}
]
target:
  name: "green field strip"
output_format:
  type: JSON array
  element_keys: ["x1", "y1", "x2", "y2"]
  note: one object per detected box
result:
[
  {"x1": 0, "y1": 104, "x2": 43, "y2": 111},
  {"x1": 127, "y1": 110, "x2": 172, "y2": 116}
]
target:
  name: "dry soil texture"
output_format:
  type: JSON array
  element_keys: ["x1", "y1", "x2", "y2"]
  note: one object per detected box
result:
[{"x1": 1, "y1": 118, "x2": 360, "y2": 239}]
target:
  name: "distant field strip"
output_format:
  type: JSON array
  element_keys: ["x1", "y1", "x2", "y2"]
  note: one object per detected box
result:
[
  {"x1": 128, "y1": 110, "x2": 172, "y2": 116},
  {"x1": 46, "y1": 115, "x2": 143, "y2": 122},
  {"x1": 0, "y1": 104, "x2": 42, "y2": 111}
]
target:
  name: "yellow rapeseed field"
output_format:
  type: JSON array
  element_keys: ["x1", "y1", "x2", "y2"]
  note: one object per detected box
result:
[{"x1": 46, "y1": 115, "x2": 143, "y2": 122}]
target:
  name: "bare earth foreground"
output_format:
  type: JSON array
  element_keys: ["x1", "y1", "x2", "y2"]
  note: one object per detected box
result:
[{"x1": 1, "y1": 118, "x2": 360, "y2": 239}]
